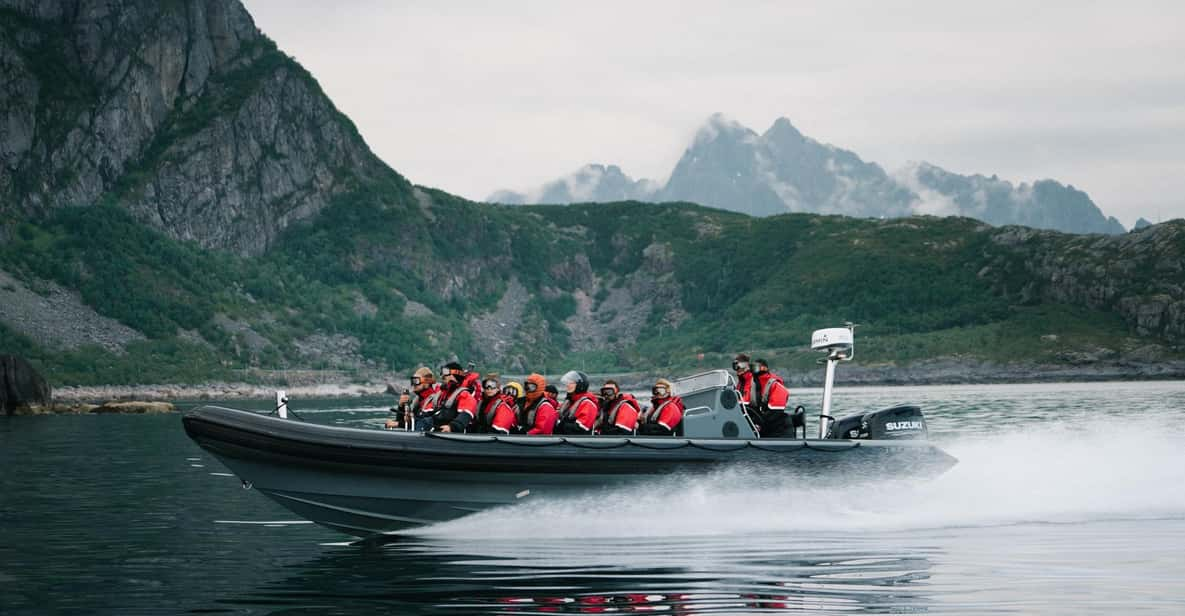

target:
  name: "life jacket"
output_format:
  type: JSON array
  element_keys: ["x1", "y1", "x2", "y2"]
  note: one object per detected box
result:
[
  {"x1": 756, "y1": 372, "x2": 789, "y2": 411},
  {"x1": 523, "y1": 396, "x2": 558, "y2": 434},
  {"x1": 478, "y1": 395, "x2": 515, "y2": 434},
  {"x1": 434, "y1": 383, "x2": 477, "y2": 431},
  {"x1": 603, "y1": 394, "x2": 640, "y2": 433},
  {"x1": 411, "y1": 384, "x2": 441, "y2": 417},
  {"x1": 559, "y1": 392, "x2": 599, "y2": 433},
  {"x1": 645, "y1": 396, "x2": 684, "y2": 431}
]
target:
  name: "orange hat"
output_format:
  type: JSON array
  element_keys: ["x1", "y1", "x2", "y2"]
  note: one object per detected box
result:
[{"x1": 525, "y1": 373, "x2": 547, "y2": 401}]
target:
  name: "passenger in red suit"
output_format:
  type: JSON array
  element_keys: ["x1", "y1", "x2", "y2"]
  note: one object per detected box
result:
[
  {"x1": 433, "y1": 361, "x2": 478, "y2": 433},
  {"x1": 752, "y1": 358, "x2": 792, "y2": 437},
  {"x1": 557, "y1": 370, "x2": 599, "y2": 435},
  {"x1": 596, "y1": 380, "x2": 639, "y2": 435},
  {"x1": 474, "y1": 376, "x2": 517, "y2": 434},
  {"x1": 638, "y1": 378, "x2": 684, "y2": 436},
  {"x1": 502, "y1": 381, "x2": 525, "y2": 417},
  {"x1": 733, "y1": 353, "x2": 756, "y2": 406},
  {"x1": 521, "y1": 373, "x2": 559, "y2": 435},
  {"x1": 384, "y1": 366, "x2": 440, "y2": 431}
]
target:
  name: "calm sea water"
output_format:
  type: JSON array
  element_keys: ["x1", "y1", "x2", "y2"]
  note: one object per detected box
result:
[{"x1": 3, "y1": 382, "x2": 1185, "y2": 614}]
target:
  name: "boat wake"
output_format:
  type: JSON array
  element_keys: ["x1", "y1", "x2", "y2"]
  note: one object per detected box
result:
[{"x1": 413, "y1": 418, "x2": 1185, "y2": 539}]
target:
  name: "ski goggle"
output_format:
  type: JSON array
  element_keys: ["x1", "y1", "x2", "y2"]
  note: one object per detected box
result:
[
  {"x1": 524, "y1": 382, "x2": 539, "y2": 393},
  {"x1": 652, "y1": 386, "x2": 669, "y2": 397},
  {"x1": 600, "y1": 386, "x2": 618, "y2": 398},
  {"x1": 502, "y1": 386, "x2": 518, "y2": 397},
  {"x1": 410, "y1": 376, "x2": 422, "y2": 386},
  {"x1": 483, "y1": 380, "x2": 499, "y2": 391},
  {"x1": 732, "y1": 360, "x2": 749, "y2": 372}
]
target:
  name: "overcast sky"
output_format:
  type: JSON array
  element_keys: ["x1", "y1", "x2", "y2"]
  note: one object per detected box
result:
[{"x1": 244, "y1": 1, "x2": 1184, "y2": 227}]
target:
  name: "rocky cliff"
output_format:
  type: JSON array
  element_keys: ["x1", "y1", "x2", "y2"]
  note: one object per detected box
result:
[
  {"x1": 1, "y1": 354, "x2": 51, "y2": 413},
  {"x1": 0, "y1": 0, "x2": 400, "y2": 255},
  {"x1": 985, "y1": 221, "x2": 1185, "y2": 343}
]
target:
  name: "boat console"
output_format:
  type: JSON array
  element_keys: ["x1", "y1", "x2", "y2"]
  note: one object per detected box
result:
[{"x1": 675, "y1": 370, "x2": 757, "y2": 439}]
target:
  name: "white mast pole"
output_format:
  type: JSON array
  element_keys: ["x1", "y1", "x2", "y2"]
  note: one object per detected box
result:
[
  {"x1": 810, "y1": 324, "x2": 855, "y2": 439},
  {"x1": 819, "y1": 356, "x2": 837, "y2": 438}
]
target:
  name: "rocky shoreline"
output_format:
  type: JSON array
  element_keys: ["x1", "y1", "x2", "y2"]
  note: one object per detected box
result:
[
  {"x1": 13, "y1": 401, "x2": 177, "y2": 415},
  {"x1": 42, "y1": 359, "x2": 1185, "y2": 405}
]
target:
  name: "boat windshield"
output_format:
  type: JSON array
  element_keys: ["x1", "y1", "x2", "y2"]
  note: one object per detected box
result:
[{"x1": 672, "y1": 370, "x2": 735, "y2": 396}]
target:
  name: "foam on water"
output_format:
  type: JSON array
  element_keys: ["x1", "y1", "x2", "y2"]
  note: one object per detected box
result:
[{"x1": 414, "y1": 417, "x2": 1185, "y2": 539}]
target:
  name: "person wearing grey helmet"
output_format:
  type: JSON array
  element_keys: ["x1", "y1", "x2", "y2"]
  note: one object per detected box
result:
[{"x1": 556, "y1": 370, "x2": 598, "y2": 435}]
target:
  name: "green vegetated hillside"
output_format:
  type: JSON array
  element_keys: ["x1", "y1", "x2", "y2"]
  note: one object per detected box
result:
[
  {"x1": 2, "y1": 188, "x2": 1182, "y2": 385},
  {"x1": 1, "y1": 1, "x2": 1183, "y2": 387}
]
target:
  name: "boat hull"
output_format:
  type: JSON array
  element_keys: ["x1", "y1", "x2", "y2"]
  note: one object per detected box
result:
[{"x1": 183, "y1": 405, "x2": 957, "y2": 538}]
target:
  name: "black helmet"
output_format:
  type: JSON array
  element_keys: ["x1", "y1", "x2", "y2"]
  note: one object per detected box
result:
[{"x1": 560, "y1": 370, "x2": 589, "y2": 394}]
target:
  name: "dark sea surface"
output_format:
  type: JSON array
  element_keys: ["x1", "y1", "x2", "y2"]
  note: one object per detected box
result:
[{"x1": 3, "y1": 381, "x2": 1185, "y2": 614}]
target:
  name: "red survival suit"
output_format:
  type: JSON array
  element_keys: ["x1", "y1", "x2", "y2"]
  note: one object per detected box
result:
[
  {"x1": 557, "y1": 392, "x2": 599, "y2": 435},
  {"x1": 522, "y1": 395, "x2": 559, "y2": 435},
  {"x1": 475, "y1": 392, "x2": 517, "y2": 434},
  {"x1": 409, "y1": 382, "x2": 442, "y2": 430},
  {"x1": 638, "y1": 395, "x2": 684, "y2": 436},
  {"x1": 432, "y1": 380, "x2": 478, "y2": 433},
  {"x1": 742, "y1": 369, "x2": 791, "y2": 437},
  {"x1": 598, "y1": 394, "x2": 640, "y2": 435}
]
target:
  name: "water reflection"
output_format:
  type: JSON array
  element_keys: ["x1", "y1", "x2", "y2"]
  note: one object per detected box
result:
[{"x1": 226, "y1": 535, "x2": 939, "y2": 614}]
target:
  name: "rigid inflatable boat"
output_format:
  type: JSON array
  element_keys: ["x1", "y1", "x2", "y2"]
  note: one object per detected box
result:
[{"x1": 183, "y1": 327, "x2": 957, "y2": 538}]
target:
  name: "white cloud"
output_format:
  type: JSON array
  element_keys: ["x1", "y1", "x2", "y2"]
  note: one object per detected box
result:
[{"x1": 895, "y1": 162, "x2": 958, "y2": 217}]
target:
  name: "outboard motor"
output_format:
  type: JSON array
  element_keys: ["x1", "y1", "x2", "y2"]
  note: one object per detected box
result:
[
  {"x1": 826, "y1": 412, "x2": 866, "y2": 440},
  {"x1": 826, "y1": 405, "x2": 928, "y2": 440}
]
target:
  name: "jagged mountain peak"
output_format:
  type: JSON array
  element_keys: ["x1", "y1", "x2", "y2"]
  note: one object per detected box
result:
[
  {"x1": 762, "y1": 116, "x2": 807, "y2": 144},
  {"x1": 491, "y1": 115, "x2": 1127, "y2": 234},
  {"x1": 692, "y1": 112, "x2": 758, "y2": 146}
]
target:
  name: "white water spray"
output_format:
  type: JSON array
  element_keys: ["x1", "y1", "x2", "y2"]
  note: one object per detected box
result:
[{"x1": 414, "y1": 417, "x2": 1185, "y2": 540}]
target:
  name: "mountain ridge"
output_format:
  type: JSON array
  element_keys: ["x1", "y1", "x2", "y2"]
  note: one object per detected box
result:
[{"x1": 490, "y1": 114, "x2": 1126, "y2": 235}]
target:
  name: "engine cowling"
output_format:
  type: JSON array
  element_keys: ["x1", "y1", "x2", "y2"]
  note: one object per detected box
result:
[{"x1": 825, "y1": 404, "x2": 928, "y2": 440}]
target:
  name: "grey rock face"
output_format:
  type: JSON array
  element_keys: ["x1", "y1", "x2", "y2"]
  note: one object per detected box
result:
[
  {"x1": 985, "y1": 220, "x2": 1185, "y2": 342},
  {"x1": 1, "y1": 0, "x2": 252, "y2": 212},
  {"x1": 0, "y1": 0, "x2": 395, "y2": 254},
  {"x1": 663, "y1": 115, "x2": 915, "y2": 218},
  {"x1": 1134, "y1": 217, "x2": 1153, "y2": 230},
  {"x1": 0, "y1": 269, "x2": 146, "y2": 353},
  {"x1": 122, "y1": 63, "x2": 390, "y2": 254},
  {"x1": 1, "y1": 354, "x2": 51, "y2": 414}
]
